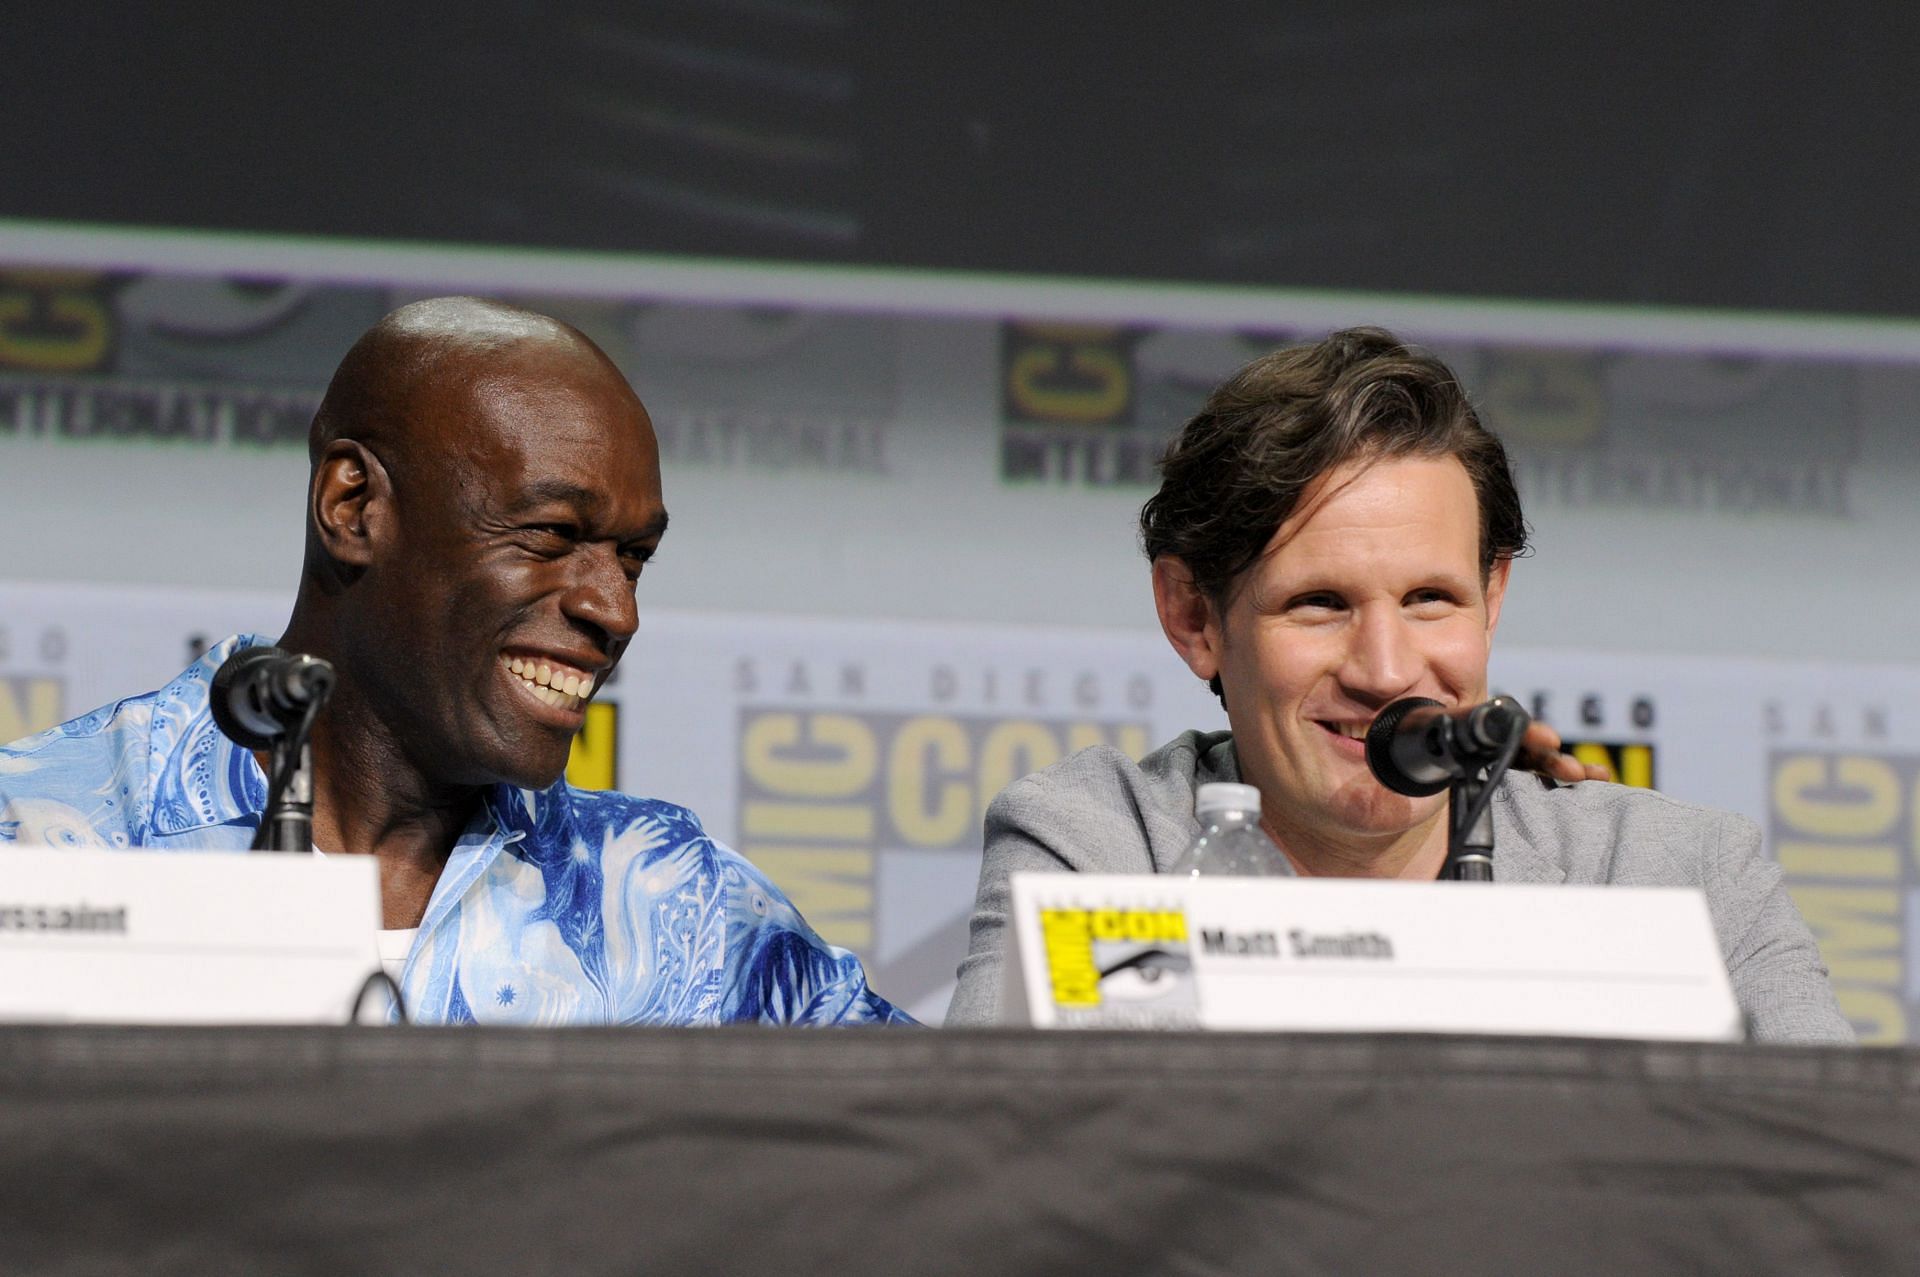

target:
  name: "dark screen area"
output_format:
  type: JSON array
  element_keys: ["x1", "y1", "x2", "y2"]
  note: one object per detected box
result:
[{"x1": 10, "y1": 3, "x2": 1917, "y2": 316}]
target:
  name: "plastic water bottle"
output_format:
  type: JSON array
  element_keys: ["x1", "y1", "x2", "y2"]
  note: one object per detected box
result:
[{"x1": 1171, "y1": 783, "x2": 1290, "y2": 876}]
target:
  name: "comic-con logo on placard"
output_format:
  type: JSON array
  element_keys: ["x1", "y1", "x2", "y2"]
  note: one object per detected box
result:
[
  {"x1": 0, "y1": 272, "x2": 387, "y2": 449},
  {"x1": 734, "y1": 707, "x2": 1149, "y2": 951},
  {"x1": 1041, "y1": 905, "x2": 1195, "y2": 1027},
  {"x1": 1769, "y1": 749, "x2": 1917, "y2": 1044}
]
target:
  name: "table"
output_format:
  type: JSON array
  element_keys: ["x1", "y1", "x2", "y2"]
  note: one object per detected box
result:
[{"x1": 1, "y1": 1026, "x2": 1913, "y2": 1274}]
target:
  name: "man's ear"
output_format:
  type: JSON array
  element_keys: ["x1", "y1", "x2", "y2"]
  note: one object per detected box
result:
[
  {"x1": 1483, "y1": 556, "x2": 1513, "y2": 638},
  {"x1": 310, "y1": 440, "x2": 390, "y2": 568},
  {"x1": 1152, "y1": 556, "x2": 1223, "y2": 683}
]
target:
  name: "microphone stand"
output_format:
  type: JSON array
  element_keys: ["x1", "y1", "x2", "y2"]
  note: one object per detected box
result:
[
  {"x1": 262, "y1": 737, "x2": 317, "y2": 854},
  {"x1": 253, "y1": 696, "x2": 326, "y2": 854},
  {"x1": 1442, "y1": 720, "x2": 1525, "y2": 883},
  {"x1": 1445, "y1": 771, "x2": 1496, "y2": 882}
]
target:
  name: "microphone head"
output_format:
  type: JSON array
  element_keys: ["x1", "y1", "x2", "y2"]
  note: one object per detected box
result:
[
  {"x1": 1471, "y1": 695, "x2": 1531, "y2": 751},
  {"x1": 1365, "y1": 696, "x2": 1448, "y2": 798},
  {"x1": 209, "y1": 645, "x2": 291, "y2": 750}
]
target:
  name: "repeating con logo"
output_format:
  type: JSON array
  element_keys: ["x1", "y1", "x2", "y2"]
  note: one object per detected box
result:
[
  {"x1": 734, "y1": 706, "x2": 1150, "y2": 952},
  {"x1": 566, "y1": 701, "x2": 620, "y2": 791},
  {"x1": 0, "y1": 675, "x2": 64, "y2": 744},
  {"x1": 0, "y1": 621, "x2": 71, "y2": 743},
  {"x1": 0, "y1": 270, "x2": 388, "y2": 448},
  {"x1": 605, "y1": 301, "x2": 896, "y2": 475},
  {"x1": 998, "y1": 323, "x2": 1286, "y2": 486},
  {"x1": 1040, "y1": 904, "x2": 1196, "y2": 1026},
  {"x1": 1448, "y1": 344, "x2": 1859, "y2": 518},
  {"x1": 997, "y1": 320, "x2": 1861, "y2": 516},
  {"x1": 1768, "y1": 748, "x2": 1916, "y2": 1044},
  {"x1": 1517, "y1": 689, "x2": 1659, "y2": 789}
]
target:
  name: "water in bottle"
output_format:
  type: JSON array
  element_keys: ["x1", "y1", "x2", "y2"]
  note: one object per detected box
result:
[{"x1": 1171, "y1": 782, "x2": 1290, "y2": 876}]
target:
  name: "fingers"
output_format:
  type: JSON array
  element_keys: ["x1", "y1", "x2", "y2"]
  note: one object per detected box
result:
[{"x1": 1516, "y1": 721, "x2": 1614, "y2": 784}]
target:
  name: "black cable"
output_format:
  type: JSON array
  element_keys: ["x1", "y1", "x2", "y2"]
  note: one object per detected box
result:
[{"x1": 350, "y1": 970, "x2": 411, "y2": 1025}]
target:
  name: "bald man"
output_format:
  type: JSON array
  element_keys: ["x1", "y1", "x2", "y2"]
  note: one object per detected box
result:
[{"x1": 0, "y1": 297, "x2": 910, "y2": 1027}]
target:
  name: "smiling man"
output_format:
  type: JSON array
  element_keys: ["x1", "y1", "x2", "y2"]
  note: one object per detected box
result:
[
  {"x1": 0, "y1": 297, "x2": 908, "y2": 1027},
  {"x1": 946, "y1": 327, "x2": 1849, "y2": 1043}
]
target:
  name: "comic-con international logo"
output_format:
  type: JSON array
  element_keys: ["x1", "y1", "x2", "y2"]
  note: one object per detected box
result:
[
  {"x1": 0, "y1": 271, "x2": 386, "y2": 448},
  {"x1": 1768, "y1": 749, "x2": 1918, "y2": 1044},
  {"x1": 617, "y1": 302, "x2": 896, "y2": 475},
  {"x1": 1459, "y1": 344, "x2": 1857, "y2": 518},
  {"x1": 733, "y1": 707, "x2": 1149, "y2": 954},
  {"x1": 1516, "y1": 690, "x2": 1658, "y2": 789},
  {"x1": 565, "y1": 702, "x2": 619, "y2": 792},
  {"x1": 0, "y1": 676, "x2": 65, "y2": 743},
  {"x1": 998, "y1": 323, "x2": 1284, "y2": 487},
  {"x1": 1041, "y1": 906, "x2": 1195, "y2": 1023}
]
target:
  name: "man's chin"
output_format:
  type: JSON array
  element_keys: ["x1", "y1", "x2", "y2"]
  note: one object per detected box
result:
[
  {"x1": 1326, "y1": 788, "x2": 1445, "y2": 838},
  {"x1": 474, "y1": 742, "x2": 574, "y2": 793}
]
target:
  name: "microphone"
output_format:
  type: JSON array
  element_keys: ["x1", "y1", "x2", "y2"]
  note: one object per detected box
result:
[
  {"x1": 210, "y1": 646, "x2": 337, "y2": 750},
  {"x1": 1365, "y1": 696, "x2": 1531, "y2": 798}
]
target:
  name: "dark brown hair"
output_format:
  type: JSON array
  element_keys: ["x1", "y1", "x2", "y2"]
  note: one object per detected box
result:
[{"x1": 1141, "y1": 326, "x2": 1527, "y2": 603}]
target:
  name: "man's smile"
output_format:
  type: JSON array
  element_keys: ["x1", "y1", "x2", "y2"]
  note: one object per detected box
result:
[
  {"x1": 1313, "y1": 719, "x2": 1371, "y2": 759},
  {"x1": 500, "y1": 652, "x2": 597, "y2": 716}
]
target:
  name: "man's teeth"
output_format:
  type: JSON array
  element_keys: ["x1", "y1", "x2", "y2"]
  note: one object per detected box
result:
[
  {"x1": 503, "y1": 657, "x2": 591, "y2": 709},
  {"x1": 1325, "y1": 723, "x2": 1368, "y2": 740}
]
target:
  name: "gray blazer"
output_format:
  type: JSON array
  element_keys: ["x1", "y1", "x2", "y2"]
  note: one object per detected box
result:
[{"x1": 947, "y1": 730, "x2": 1854, "y2": 1044}]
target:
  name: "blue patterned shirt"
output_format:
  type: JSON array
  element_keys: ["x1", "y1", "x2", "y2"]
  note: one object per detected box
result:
[{"x1": 0, "y1": 635, "x2": 912, "y2": 1027}]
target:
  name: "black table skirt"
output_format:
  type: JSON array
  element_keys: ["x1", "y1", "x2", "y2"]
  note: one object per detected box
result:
[{"x1": 0, "y1": 1026, "x2": 1913, "y2": 1275}]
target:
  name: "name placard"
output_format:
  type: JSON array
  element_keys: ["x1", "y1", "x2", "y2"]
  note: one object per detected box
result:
[
  {"x1": 1006, "y1": 873, "x2": 1742, "y2": 1041},
  {"x1": 0, "y1": 847, "x2": 382, "y2": 1024}
]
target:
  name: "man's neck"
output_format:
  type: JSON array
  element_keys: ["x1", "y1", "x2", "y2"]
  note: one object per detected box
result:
[
  {"x1": 1262, "y1": 810, "x2": 1450, "y2": 881},
  {"x1": 266, "y1": 627, "x2": 481, "y2": 928}
]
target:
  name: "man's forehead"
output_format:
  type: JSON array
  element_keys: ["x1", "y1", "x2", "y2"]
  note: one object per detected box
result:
[
  {"x1": 1259, "y1": 455, "x2": 1481, "y2": 577},
  {"x1": 415, "y1": 341, "x2": 645, "y2": 440},
  {"x1": 1284, "y1": 454, "x2": 1474, "y2": 528}
]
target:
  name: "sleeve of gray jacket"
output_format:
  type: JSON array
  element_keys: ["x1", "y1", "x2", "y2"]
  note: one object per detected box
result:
[
  {"x1": 1712, "y1": 814, "x2": 1856, "y2": 1044},
  {"x1": 946, "y1": 747, "x2": 1162, "y2": 1027}
]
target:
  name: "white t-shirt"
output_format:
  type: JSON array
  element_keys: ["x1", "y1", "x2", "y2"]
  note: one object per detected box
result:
[
  {"x1": 376, "y1": 927, "x2": 416, "y2": 983},
  {"x1": 312, "y1": 848, "x2": 415, "y2": 981}
]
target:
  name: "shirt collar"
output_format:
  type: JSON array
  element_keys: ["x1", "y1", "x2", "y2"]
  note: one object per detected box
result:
[{"x1": 146, "y1": 634, "x2": 273, "y2": 837}]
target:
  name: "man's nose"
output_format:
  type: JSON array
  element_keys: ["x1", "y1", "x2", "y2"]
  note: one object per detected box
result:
[
  {"x1": 1339, "y1": 607, "x2": 1419, "y2": 700},
  {"x1": 561, "y1": 545, "x2": 640, "y2": 645}
]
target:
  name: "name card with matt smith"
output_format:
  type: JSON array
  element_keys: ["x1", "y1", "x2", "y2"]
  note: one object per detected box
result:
[{"x1": 1005, "y1": 873, "x2": 1742, "y2": 1041}]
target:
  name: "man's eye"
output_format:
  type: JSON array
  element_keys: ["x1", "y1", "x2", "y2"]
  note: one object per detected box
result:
[{"x1": 1290, "y1": 594, "x2": 1343, "y2": 613}]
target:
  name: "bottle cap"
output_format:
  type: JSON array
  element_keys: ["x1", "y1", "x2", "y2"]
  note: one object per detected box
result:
[{"x1": 1195, "y1": 782, "x2": 1262, "y2": 816}]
